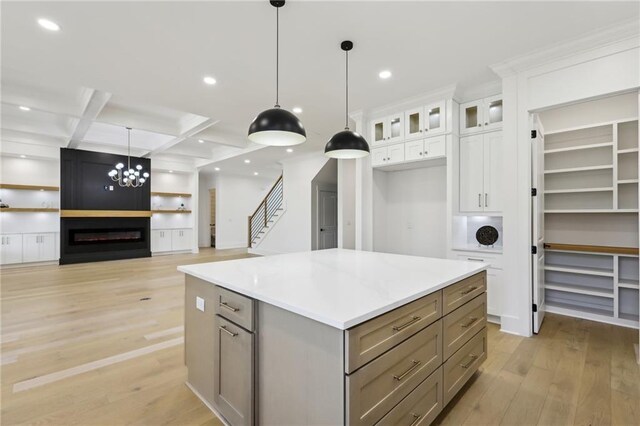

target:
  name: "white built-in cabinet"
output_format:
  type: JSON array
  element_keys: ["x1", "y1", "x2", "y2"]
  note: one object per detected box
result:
[
  {"x1": 151, "y1": 228, "x2": 192, "y2": 253},
  {"x1": 404, "y1": 136, "x2": 446, "y2": 162},
  {"x1": 460, "y1": 95, "x2": 503, "y2": 135},
  {"x1": 404, "y1": 100, "x2": 447, "y2": 140},
  {"x1": 370, "y1": 112, "x2": 404, "y2": 145},
  {"x1": 1, "y1": 234, "x2": 23, "y2": 265},
  {"x1": 459, "y1": 131, "x2": 502, "y2": 213},
  {"x1": 456, "y1": 251, "x2": 503, "y2": 319},
  {"x1": 22, "y1": 233, "x2": 56, "y2": 263},
  {"x1": 371, "y1": 144, "x2": 405, "y2": 167},
  {"x1": 1, "y1": 233, "x2": 58, "y2": 265}
]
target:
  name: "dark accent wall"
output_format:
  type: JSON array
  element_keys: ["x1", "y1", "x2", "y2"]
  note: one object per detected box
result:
[{"x1": 60, "y1": 148, "x2": 151, "y2": 210}]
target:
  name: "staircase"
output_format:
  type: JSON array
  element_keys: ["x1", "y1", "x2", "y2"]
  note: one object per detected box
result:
[{"x1": 248, "y1": 174, "x2": 284, "y2": 248}]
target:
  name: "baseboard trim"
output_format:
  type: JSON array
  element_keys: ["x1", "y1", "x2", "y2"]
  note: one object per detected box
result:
[
  {"x1": 248, "y1": 248, "x2": 284, "y2": 256},
  {"x1": 500, "y1": 314, "x2": 531, "y2": 337},
  {"x1": 0, "y1": 260, "x2": 58, "y2": 269},
  {"x1": 185, "y1": 382, "x2": 230, "y2": 426},
  {"x1": 215, "y1": 242, "x2": 248, "y2": 250}
]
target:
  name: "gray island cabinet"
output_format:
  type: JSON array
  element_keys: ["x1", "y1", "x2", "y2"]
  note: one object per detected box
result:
[{"x1": 179, "y1": 249, "x2": 488, "y2": 425}]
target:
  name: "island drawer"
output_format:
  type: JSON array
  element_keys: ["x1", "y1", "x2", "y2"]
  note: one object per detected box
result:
[
  {"x1": 375, "y1": 367, "x2": 443, "y2": 426},
  {"x1": 345, "y1": 291, "x2": 441, "y2": 373},
  {"x1": 443, "y1": 292, "x2": 487, "y2": 360},
  {"x1": 442, "y1": 272, "x2": 486, "y2": 315},
  {"x1": 443, "y1": 327, "x2": 487, "y2": 405},
  {"x1": 346, "y1": 319, "x2": 442, "y2": 425},
  {"x1": 214, "y1": 285, "x2": 255, "y2": 331}
]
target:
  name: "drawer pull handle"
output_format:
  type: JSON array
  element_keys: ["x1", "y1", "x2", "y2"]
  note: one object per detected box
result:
[
  {"x1": 467, "y1": 257, "x2": 484, "y2": 262},
  {"x1": 409, "y1": 413, "x2": 422, "y2": 426},
  {"x1": 393, "y1": 360, "x2": 421, "y2": 381},
  {"x1": 460, "y1": 354, "x2": 478, "y2": 369},
  {"x1": 460, "y1": 286, "x2": 478, "y2": 295},
  {"x1": 219, "y1": 325, "x2": 238, "y2": 337},
  {"x1": 392, "y1": 316, "x2": 421, "y2": 332},
  {"x1": 220, "y1": 301, "x2": 240, "y2": 312},
  {"x1": 460, "y1": 317, "x2": 479, "y2": 328}
]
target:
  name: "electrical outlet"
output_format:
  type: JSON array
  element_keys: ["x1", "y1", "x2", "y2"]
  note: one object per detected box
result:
[{"x1": 196, "y1": 296, "x2": 205, "y2": 312}]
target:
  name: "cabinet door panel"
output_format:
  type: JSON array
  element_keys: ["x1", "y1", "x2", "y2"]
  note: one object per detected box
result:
[
  {"x1": 405, "y1": 140, "x2": 424, "y2": 162},
  {"x1": 459, "y1": 135, "x2": 485, "y2": 212},
  {"x1": 405, "y1": 108, "x2": 424, "y2": 140},
  {"x1": 371, "y1": 147, "x2": 387, "y2": 167},
  {"x1": 2, "y1": 234, "x2": 23, "y2": 264},
  {"x1": 460, "y1": 100, "x2": 484, "y2": 135},
  {"x1": 22, "y1": 234, "x2": 40, "y2": 263},
  {"x1": 483, "y1": 132, "x2": 502, "y2": 212},
  {"x1": 487, "y1": 268, "x2": 502, "y2": 317},
  {"x1": 425, "y1": 136, "x2": 446, "y2": 159},
  {"x1": 425, "y1": 101, "x2": 446, "y2": 136},
  {"x1": 39, "y1": 234, "x2": 57, "y2": 261},
  {"x1": 484, "y1": 95, "x2": 503, "y2": 131},
  {"x1": 387, "y1": 144, "x2": 405, "y2": 164},
  {"x1": 387, "y1": 114, "x2": 404, "y2": 143},
  {"x1": 371, "y1": 119, "x2": 386, "y2": 145},
  {"x1": 214, "y1": 315, "x2": 254, "y2": 426}
]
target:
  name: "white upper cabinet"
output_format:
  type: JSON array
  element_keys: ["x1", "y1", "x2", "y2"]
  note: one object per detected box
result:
[
  {"x1": 459, "y1": 132, "x2": 503, "y2": 213},
  {"x1": 404, "y1": 140, "x2": 424, "y2": 161},
  {"x1": 404, "y1": 108, "x2": 424, "y2": 140},
  {"x1": 460, "y1": 95, "x2": 503, "y2": 135},
  {"x1": 424, "y1": 101, "x2": 446, "y2": 136},
  {"x1": 371, "y1": 114, "x2": 404, "y2": 145},
  {"x1": 371, "y1": 144, "x2": 405, "y2": 167},
  {"x1": 371, "y1": 147, "x2": 388, "y2": 167}
]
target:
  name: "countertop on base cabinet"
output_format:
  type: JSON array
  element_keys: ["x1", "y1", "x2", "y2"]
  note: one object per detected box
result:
[{"x1": 181, "y1": 249, "x2": 489, "y2": 425}]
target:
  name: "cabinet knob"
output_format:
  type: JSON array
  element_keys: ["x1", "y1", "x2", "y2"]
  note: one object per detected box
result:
[
  {"x1": 479, "y1": 123, "x2": 482, "y2": 127},
  {"x1": 424, "y1": 128, "x2": 428, "y2": 132},
  {"x1": 419, "y1": 129, "x2": 422, "y2": 132},
  {"x1": 485, "y1": 122, "x2": 489, "y2": 125},
  {"x1": 419, "y1": 152, "x2": 422, "y2": 156}
]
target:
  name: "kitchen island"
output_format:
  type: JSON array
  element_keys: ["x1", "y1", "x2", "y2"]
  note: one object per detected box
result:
[{"x1": 179, "y1": 249, "x2": 488, "y2": 425}]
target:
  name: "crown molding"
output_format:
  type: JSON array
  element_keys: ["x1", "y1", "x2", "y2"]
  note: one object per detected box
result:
[
  {"x1": 491, "y1": 19, "x2": 640, "y2": 78},
  {"x1": 454, "y1": 80, "x2": 502, "y2": 104},
  {"x1": 357, "y1": 83, "x2": 458, "y2": 120}
]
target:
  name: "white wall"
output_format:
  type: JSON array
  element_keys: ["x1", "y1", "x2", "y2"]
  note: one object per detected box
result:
[
  {"x1": 258, "y1": 153, "x2": 329, "y2": 254},
  {"x1": 215, "y1": 174, "x2": 273, "y2": 249},
  {"x1": 311, "y1": 159, "x2": 337, "y2": 250},
  {"x1": 373, "y1": 165, "x2": 447, "y2": 258},
  {"x1": 0, "y1": 156, "x2": 60, "y2": 234},
  {"x1": 338, "y1": 160, "x2": 356, "y2": 249},
  {"x1": 198, "y1": 172, "x2": 216, "y2": 247}
]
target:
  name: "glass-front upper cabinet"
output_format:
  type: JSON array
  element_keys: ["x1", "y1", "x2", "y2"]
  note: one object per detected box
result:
[
  {"x1": 484, "y1": 95, "x2": 503, "y2": 131},
  {"x1": 404, "y1": 108, "x2": 424, "y2": 140},
  {"x1": 424, "y1": 101, "x2": 446, "y2": 136},
  {"x1": 388, "y1": 113, "x2": 404, "y2": 143},
  {"x1": 460, "y1": 100, "x2": 484, "y2": 135},
  {"x1": 370, "y1": 118, "x2": 386, "y2": 145}
]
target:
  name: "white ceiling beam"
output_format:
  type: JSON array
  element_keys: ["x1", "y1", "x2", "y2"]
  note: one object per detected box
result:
[
  {"x1": 141, "y1": 118, "x2": 217, "y2": 157},
  {"x1": 67, "y1": 89, "x2": 112, "y2": 148}
]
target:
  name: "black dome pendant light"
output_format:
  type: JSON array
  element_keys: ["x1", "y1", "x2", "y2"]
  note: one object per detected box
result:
[
  {"x1": 248, "y1": 0, "x2": 306, "y2": 146},
  {"x1": 325, "y1": 40, "x2": 370, "y2": 159}
]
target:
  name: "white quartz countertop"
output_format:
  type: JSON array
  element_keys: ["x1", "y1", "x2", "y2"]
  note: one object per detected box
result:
[{"x1": 178, "y1": 249, "x2": 488, "y2": 330}]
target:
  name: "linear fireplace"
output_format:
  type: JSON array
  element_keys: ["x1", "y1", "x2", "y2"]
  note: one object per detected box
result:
[{"x1": 60, "y1": 218, "x2": 151, "y2": 264}]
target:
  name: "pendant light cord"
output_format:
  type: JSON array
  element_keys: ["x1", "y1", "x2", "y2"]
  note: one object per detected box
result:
[
  {"x1": 345, "y1": 49, "x2": 349, "y2": 130},
  {"x1": 127, "y1": 127, "x2": 131, "y2": 170},
  {"x1": 275, "y1": 6, "x2": 279, "y2": 108}
]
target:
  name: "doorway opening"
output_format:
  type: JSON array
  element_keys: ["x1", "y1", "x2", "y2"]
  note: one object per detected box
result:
[
  {"x1": 209, "y1": 188, "x2": 216, "y2": 248},
  {"x1": 312, "y1": 159, "x2": 338, "y2": 250}
]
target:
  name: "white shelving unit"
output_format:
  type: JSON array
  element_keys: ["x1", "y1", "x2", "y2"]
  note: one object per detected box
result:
[{"x1": 543, "y1": 117, "x2": 639, "y2": 329}]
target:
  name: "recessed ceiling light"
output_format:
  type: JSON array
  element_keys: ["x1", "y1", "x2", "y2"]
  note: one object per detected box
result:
[
  {"x1": 203, "y1": 76, "x2": 217, "y2": 85},
  {"x1": 37, "y1": 18, "x2": 60, "y2": 31},
  {"x1": 254, "y1": 172, "x2": 259, "y2": 176},
  {"x1": 214, "y1": 167, "x2": 220, "y2": 171},
  {"x1": 198, "y1": 139, "x2": 204, "y2": 143},
  {"x1": 286, "y1": 148, "x2": 293, "y2": 153},
  {"x1": 244, "y1": 159, "x2": 251, "y2": 164},
  {"x1": 20, "y1": 155, "x2": 27, "y2": 158},
  {"x1": 19, "y1": 106, "x2": 31, "y2": 111},
  {"x1": 378, "y1": 70, "x2": 392, "y2": 79},
  {"x1": 168, "y1": 170, "x2": 173, "y2": 173},
  {"x1": 292, "y1": 107, "x2": 303, "y2": 114}
]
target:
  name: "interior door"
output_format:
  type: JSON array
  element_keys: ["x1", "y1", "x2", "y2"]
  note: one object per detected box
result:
[
  {"x1": 531, "y1": 114, "x2": 546, "y2": 334},
  {"x1": 318, "y1": 190, "x2": 337, "y2": 250},
  {"x1": 459, "y1": 135, "x2": 484, "y2": 212}
]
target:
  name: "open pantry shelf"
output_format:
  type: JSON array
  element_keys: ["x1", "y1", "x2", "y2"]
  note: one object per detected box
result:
[
  {"x1": 545, "y1": 282, "x2": 613, "y2": 298},
  {"x1": 544, "y1": 141, "x2": 613, "y2": 155},
  {"x1": 544, "y1": 187, "x2": 612, "y2": 195},
  {"x1": 544, "y1": 165, "x2": 613, "y2": 175}
]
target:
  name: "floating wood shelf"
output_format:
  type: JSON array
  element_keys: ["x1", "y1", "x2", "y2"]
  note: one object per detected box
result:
[
  {"x1": 0, "y1": 184, "x2": 59, "y2": 191},
  {"x1": 60, "y1": 210, "x2": 152, "y2": 218},
  {"x1": 151, "y1": 210, "x2": 192, "y2": 214},
  {"x1": 0, "y1": 208, "x2": 59, "y2": 213},
  {"x1": 151, "y1": 192, "x2": 192, "y2": 198},
  {"x1": 544, "y1": 243, "x2": 639, "y2": 256}
]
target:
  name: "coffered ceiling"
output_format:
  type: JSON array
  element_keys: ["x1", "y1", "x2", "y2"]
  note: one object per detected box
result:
[{"x1": 1, "y1": 1, "x2": 638, "y2": 176}]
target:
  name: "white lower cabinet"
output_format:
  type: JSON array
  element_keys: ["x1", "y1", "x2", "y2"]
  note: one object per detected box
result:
[
  {"x1": 23, "y1": 233, "x2": 56, "y2": 263},
  {"x1": 152, "y1": 228, "x2": 192, "y2": 253},
  {"x1": 455, "y1": 251, "x2": 503, "y2": 319},
  {"x1": 1, "y1": 234, "x2": 23, "y2": 265}
]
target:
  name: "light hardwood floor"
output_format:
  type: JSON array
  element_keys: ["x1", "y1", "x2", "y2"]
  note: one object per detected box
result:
[{"x1": 1, "y1": 249, "x2": 639, "y2": 425}]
